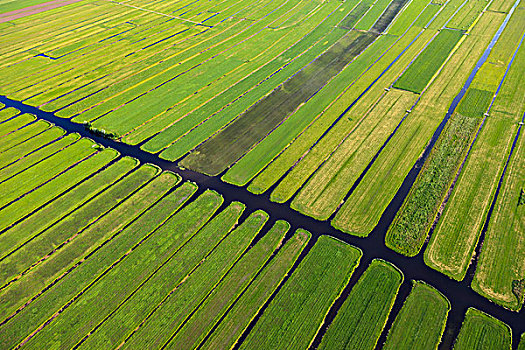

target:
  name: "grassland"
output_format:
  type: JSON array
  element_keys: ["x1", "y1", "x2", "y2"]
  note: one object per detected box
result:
[
  {"x1": 385, "y1": 113, "x2": 481, "y2": 256},
  {"x1": 0, "y1": 177, "x2": 197, "y2": 349},
  {"x1": 453, "y1": 308, "x2": 512, "y2": 350},
  {"x1": 383, "y1": 281, "x2": 450, "y2": 350},
  {"x1": 319, "y1": 259, "x2": 403, "y2": 350},
  {"x1": 425, "y1": 24, "x2": 525, "y2": 280},
  {"x1": 116, "y1": 210, "x2": 269, "y2": 349},
  {"x1": 77, "y1": 201, "x2": 248, "y2": 349},
  {"x1": 249, "y1": 26, "x2": 437, "y2": 201},
  {"x1": 291, "y1": 89, "x2": 417, "y2": 220},
  {"x1": 471, "y1": 113, "x2": 525, "y2": 310},
  {"x1": 200, "y1": 229, "x2": 310, "y2": 350},
  {"x1": 519, "y1": 333, "x2": 525, "y2": 350},
  {"x1": 239, "y1": 236, "x2": 362, "y2": 349},
  {"x1": 332, "y1": 11, "x2": 504, "y2": 236},
  {"x1": 0, "y1": 0, "x2": 524, "y2": 348},
  {"x1": 393, "y1": 29, "x2": 463, "y2": 93}
]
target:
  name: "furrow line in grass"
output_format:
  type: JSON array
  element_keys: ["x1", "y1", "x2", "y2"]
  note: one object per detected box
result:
[
  {"x1": 318, "y1": 259, "x2": 403, "y2": 350},
  {"x1": 452, "y1": 308, "x2": 512, "y2": 349},
  {"x1": 7, "y1": 182, "x2": 202, "y2": 349},
  {"x1": 164, "y1": 220, "x2": 292, "y2": 350},
  {"x1": 381, "y1": 281, "x2": 450, "y2": 350}
]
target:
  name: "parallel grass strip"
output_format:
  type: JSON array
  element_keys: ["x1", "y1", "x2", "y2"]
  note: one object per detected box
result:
[
  {"x1": 319, "y1": 259, "x2": 403, "y2": 350},
  {"x1": 239, "y1": 235, "x2": 362, "y2": 350}
]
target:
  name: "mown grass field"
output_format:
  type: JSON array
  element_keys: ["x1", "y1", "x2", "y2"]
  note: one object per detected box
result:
[
  {"x1": 0, "y1": 0, "x2": 524, "y2": 348},
  {"x1": 319, "y1": 259, "x2": 403, "y2": 350},
  {"x1": 383, "y1": 281, "x2": 450, "y2": 350},
  {"x1": 453, "y1": 308, "x2": 512, "y2": 350}
]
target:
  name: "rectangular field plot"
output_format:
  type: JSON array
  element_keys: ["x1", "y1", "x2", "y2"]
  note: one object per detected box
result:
[
  {"x1": 453, "y1": 308, "x2": 512, "y2": 350},
  {"x1": 319, "y1": 259, "x2": 403, "y2": 350},
  {"x1": 383, "y1": 281, "x2": 449, "y2": 350},
  {"x1": 385, "y1": 113, "x2": 481, "y2": 256},
  {"x1": 239, "y1": 236, "x2": 362, "y2": 350},
  {"x1": 471, "y1": 114, "x2": 525, "y2": 311},
  {"x1": 393, "y1": 29, "x2": 463, "y2": 93}
]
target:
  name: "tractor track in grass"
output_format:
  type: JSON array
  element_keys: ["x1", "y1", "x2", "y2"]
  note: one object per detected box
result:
[{"x1": 1, "y1": 94, "x2": 524, "y2": 349}]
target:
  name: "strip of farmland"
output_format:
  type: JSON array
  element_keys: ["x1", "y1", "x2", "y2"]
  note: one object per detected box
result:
[
  {"x1": 332, "y1": 10, "x2": 505, "y2": 237},
  {"x1": 319, "y1": 259, "x2": 402, "y2": 349},
  {"x1": 161, "y1": 220, "x2": 290, "y2": 349},
  {"x1": 0, "y1": 179, "x2": 197, "y2": 349},
  {"x1": 244, "y1": 3, "x2": 438, "y2": 198},
  {"x1": 179, "y1": 1, "x2": 409, "y2": 175},
  {"x1": 425, "y1": 12, "x2": 525, "y2": 280},
  {"x1": 383, "y1": 281, "x2": 450, "y2": 350},
  {"x1": 471, "y1": 109, "x2": 525, "y2": 310},
  {"x1": 198, "y1": 229, "x2": 310, "y2": 350},
  {"x1": 387, "y1": 3, "x2": 524, "y2": 257},
  {"x1": 118, "y1": 210, "x2": 268, "y2": 349},
  {"x1": 393, "y1": 29, "x2": 463, "y2": 94},
  {"x1": 23, "y1": 190, "x2": 224, "y2": 349},
  {"x1": 453, "y1": 308, "x2": 512, "y2": 350},
  {"x1": 239, "y1": 236, "x2": 361, "y2": 349},
  {"x1": 0, "y1": 167, "x2": 172, "y2": 301}
]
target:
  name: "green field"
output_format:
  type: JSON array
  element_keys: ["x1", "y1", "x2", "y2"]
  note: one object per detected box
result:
[
  {"x1": 453, "y1": 308, "x2": 512, "y2": 350},
  {"x1": 393, "y1": 29, "x2": 464, "y2": 93},
  {"x1": 383, "y1": 281, "x2": 450, "y2": 350},
  {"x1": 319, "y1": 259, "x2": 403, "y2": 350},
  {"x1": 239, "y1": 236, "x2": 362, "y2": 349},
  {"x1": 0, "y1": 0, "x2": 524, "y2": 348}
]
